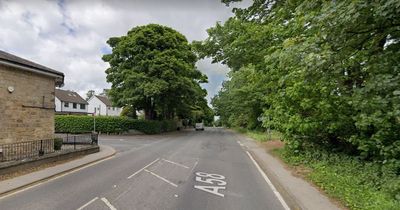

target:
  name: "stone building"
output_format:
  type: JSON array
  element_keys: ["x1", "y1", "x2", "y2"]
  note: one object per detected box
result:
[{"x1": 0, "y1": 50, "x2": 64, "y2": 145}]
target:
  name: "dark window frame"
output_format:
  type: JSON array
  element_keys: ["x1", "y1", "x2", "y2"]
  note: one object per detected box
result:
[
  {"x1": 64, "y1": 102, "x2": 69, "y2": 107},
  {"x1": 80, "y1": 104, "x2": 86, "y2": 110},
  {"x1": 73, "y1": 103, "x2": 77, "y2": 109}
]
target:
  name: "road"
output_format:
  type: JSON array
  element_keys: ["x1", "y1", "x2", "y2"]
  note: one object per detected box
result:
[{"x1": 0, "y1": 128, "x2": 287, "y2": 210}]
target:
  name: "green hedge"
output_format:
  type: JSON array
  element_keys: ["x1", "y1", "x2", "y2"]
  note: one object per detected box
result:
[{"x1": 55, "y1": 115, "x2": 177, "y2": 134}]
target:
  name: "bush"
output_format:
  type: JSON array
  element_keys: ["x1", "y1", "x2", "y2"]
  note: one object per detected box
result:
[
  {"x1": 54, "y1": 138, "x2": 63, "y2": 150},
  {"x1": 55, "y1": 115, "x2": 177, "y2": 134},
  {"x1": 276, "y1": 147, "x2": 400, "y2": 210}
]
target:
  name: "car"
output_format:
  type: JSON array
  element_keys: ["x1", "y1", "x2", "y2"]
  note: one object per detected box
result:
[{"x1": 195, "y1": 123, "x2": 205, "y2": 131}]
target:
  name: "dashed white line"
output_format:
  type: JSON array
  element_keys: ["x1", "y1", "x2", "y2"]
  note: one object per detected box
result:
[
  {"x1": 127, "y1": 158, "x2": 160, "y2": 179},
  {"x1": 77, "y1": 197, "x2": 98, "y2": 210},
  {"x1": 144, "y1": 169, "x2": 178, "y2": 187},
  {"x1": 101, "y1": 197, "x2": 117, "y2": 210},
  {"x1": 162, "y1": 158, "x2": 189, "y2": 169},
  {"x1": 246, "y1": 151, "x2": 290, "y2": 210}
]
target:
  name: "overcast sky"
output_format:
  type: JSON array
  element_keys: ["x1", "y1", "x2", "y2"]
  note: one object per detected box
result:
[{"x1": 0, "y1": 0, "x2": 248, "y2": 103}]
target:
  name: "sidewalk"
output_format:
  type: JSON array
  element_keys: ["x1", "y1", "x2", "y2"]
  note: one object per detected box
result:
[
  {"x1": 235, "y1": 132, "x2": 341, "y2": 210},
  {"x1": 0, "y1": 145, "x2": 115, "y2": 197}
]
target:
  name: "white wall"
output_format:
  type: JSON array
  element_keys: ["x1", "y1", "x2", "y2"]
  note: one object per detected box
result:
[
  {"x1": 87, "y1": 96, "x2": 122, "y2": 116},
  {"x1": 55, "y1": 97, "x2": 88, "y2": 113},
  {"x1": 106, "y1": 106, "x2": 122, "y2": 116},
  {"x1": 55, "y1": 97, "x2": 62, "y2": 112}
]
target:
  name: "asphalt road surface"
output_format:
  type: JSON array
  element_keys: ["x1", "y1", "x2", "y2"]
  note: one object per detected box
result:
[{"x1": 0, "y1": 128, "x2": 287, "y2": 210}]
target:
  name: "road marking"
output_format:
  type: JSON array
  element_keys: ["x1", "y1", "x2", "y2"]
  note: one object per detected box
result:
[
  {"x1": 162, "y1": 158, "x2": 189, "y2": 169},
  {"x1": 237, "y1": 141, "x2": 244, "y2": 147},
  {"x1": 0, "y1": 155, "x2": 114, "y2": 200},
  {"x1": 194, "y1": 185, "x2": 226, "y2": 197},
  {"x1": 194, "y1": 172, "x2": 227, "y2": 197},
  {"x1": 127, "y1": 158, "x2": 160, "y2": 179},
  {"x1": 246, "y1": 151, "x2": 291, "y2": 210},
  {"x1": 101, "y1": 197, "x2": 117, "y2": 210},
  {"x1": 77, "y1": 197, "x2": 99, "y2": 210},
  {"x1": 144, "y1": 169, "x2": 178, "y2": 187}
]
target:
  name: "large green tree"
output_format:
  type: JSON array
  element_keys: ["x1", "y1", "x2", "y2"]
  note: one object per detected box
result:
[
  {"x1": 199, "y1": 0, "x2": 400, "y2": 162},
  {"x1": 103, "y1": 24, "x2": 208, "y2": 120}
]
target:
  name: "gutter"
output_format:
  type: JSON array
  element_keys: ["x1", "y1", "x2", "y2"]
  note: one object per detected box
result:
[{"x1": 0, "y1": 60, "x2": 64, "y2": 87}]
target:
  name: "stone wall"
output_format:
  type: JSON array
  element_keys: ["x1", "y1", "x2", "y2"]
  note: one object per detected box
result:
[{"x1": 0, "y1": 64, "x2": 56, "y2": 144}]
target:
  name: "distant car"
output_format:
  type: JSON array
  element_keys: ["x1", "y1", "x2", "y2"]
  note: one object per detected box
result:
[{"x1": 195, "y1": 123, "x2": 205, "y2": 131}]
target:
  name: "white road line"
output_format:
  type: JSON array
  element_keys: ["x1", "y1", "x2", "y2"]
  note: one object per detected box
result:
[
  {"x1": 237, "y1": 140, "x2": 244, "y2": 147},
  {"x1": 246, "y1": 151, "x2": 291, "y2": 210},
  {"x1": 0, "y1": 155, "x2": 114, "y2": 200},
  {"x1": 190, "y1": 161, "x2": 198, "y2": 174},
  {"x1": 77, "y1": 197, "x2": 99, "y2": 210},
  {"x1": 144, "y1": 169, "x2": 178, "y2": 187},
  {"x1": 162, "y1": 158, "x2": 189, "y2": 169},
  {"x1": 101, "y1": 197, "x2": 117, "y2": 210},
  {"x1": 127, "y1": 158, "x2": 160, "y2": 179},
  {"x1": 186, "y1": 160, "x2": 199, "y2": 181}
]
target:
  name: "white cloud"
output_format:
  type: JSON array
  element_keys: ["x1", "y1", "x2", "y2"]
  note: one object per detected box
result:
[{"x1": 0, "y1": 0, "x2": 242, "y2": 102}]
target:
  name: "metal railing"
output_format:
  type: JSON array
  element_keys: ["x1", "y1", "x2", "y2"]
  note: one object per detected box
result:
[
  {"x1": 0, "y1": 139, "x2": 54, "y2": 162},
  {"x1": 0, "y1": 133, "x2": 98, "y2": 162}
]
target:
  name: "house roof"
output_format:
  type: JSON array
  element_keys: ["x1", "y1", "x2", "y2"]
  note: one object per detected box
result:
[
  {"x1": 55, "y1": 89, "x2": 88, "y2": 104},
  {"x1": 95, "y1": 95, "x2": 112, "y2": 107},
  {"x1": 0, "y1": 50, "x2": 64, "y2": 86}
]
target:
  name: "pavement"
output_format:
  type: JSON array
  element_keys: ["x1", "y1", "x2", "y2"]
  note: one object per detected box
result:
[
  {"x1": 0, "y1": 145, "x2": 116, "y2": 197},
  {"x1": 0, "y1": 128, "x2": 340, "y2": 210},
  {"x1": 231, "y1": 131, "x2": 341, "y2": 210}
]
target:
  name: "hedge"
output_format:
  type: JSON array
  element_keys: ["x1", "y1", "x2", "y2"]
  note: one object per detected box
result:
[{"x1": 55, "y1": 115, "x2": 177, "y2": 134}]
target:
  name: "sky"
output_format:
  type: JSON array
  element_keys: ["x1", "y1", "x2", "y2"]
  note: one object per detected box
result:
[{"x1": 0, "y1": 0, "x2": 248, "y2": 103}]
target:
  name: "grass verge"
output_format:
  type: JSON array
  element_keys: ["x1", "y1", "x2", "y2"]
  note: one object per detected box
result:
[
  {"x1": 233, "y1": 127, "x2": 282, "y2": 142},
  {"x1": 274, "y1": 147, "x2": 400, "y2": 210}
]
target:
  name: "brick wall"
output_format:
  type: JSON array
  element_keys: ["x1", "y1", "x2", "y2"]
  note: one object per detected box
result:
[{"x1": 0, "y1": 64, "x2": 56, "y2": 144}]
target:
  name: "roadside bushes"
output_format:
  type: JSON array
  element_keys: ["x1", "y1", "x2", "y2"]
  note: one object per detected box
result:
[
  {"x1": 54, "y1": 138, "x2": 63, "y2": 150},
  {"x1": 277, "y1": 147, "x2": 400, "y2": 209},
  {"x1": 55, "y1": 115, "x2": 177, "y2": 134}
]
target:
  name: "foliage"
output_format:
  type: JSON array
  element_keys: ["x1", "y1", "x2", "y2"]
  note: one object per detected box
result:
[
  {"x1": 54, "y1": 138, "x2": 63, "y2": 150},
  {"x1": 211, "y1": 66, "x2": 265, "y2": 129},
  {"x1": 276, "y1": 147, "x2": 400, "y2": 210},
  {"x1": 55, "y1": 115, "x2": 176, "y2": 134},
  {"x1": 235, "y1": 127, "x2": 282, "y2": 142},
  {"x1": 200, "y1": 1, "x2": 400, "y2": 163},
  {"x1": 103, "y1": 24, "x2": 209, "y2": 121},
  {"x1": 86, "y1": 90, "x2": 95, "y2": 100},
  {"x1": 120, "y1": 105, "x2": 137, "y2": 119}
]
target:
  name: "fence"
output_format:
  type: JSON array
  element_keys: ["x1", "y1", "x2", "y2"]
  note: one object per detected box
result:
[
  {"x1": 57, "y1": 133, "x2": 98, "y2": 150},
  {"x1": 0, "y1": 139, "x2": 54, "y2": 162},
  {"x1": 0, "y1": 133, "x2": 98, "y2": 162}
]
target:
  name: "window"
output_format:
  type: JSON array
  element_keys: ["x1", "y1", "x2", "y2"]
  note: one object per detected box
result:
[
  {"x1": 112, "y1": 107, "x2": 115, "y2": 111},
  {"x1": 64, "y1": 102, "x2": 69, "y2": 107},
  {"x1": 73, "y1": 103, "x2": 77, "y2": 109},
  {"x1": 80, "y1": 104, "x2": 86, "y2": 109}
]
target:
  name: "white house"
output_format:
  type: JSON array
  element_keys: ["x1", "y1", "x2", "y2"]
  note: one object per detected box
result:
[
  {"x1": 55, "y1": 89, "x2": 88, "y2": 114},
  {"x1": 87, "y1": 95, "x2": 122, "y2": 116}
]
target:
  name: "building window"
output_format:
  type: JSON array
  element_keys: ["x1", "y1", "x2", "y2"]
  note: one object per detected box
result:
[
  {"x1": 73, "y1": 103, "x2": 77, "y2": 109},
  {"x1": 80, "y1": 104, "x2": 86, "y2": 109},
  {"x1": 112, "y1": 107, "x2": 115, "y2": 111},
  {"x1": 64, "y1": 102, "x2": 69, "y2": 107}
]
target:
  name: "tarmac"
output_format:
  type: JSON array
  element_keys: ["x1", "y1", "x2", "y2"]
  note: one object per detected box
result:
[
  {"x1": 235, "y1": 131, "x2": 341, "y2": 210},
  {"x1": 0, "y1": 145, "x2": 116, "y2": 197},
  {"x1": 0, "y1": 130, "x2": 341, "y2": 210}
]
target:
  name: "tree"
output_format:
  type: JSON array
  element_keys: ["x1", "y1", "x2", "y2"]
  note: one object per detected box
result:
[
  {"x1": 86, "y1": 90, "x2": 95, "y2": 100},
  {"x1": 120, "y1": 105, "x2": 137, "y2": 119},
  {"x1": 103, "y1": 24, "x2": 208, "y2": 120},
  {"x1": 199, "y1": 1, "x2": 400, "y2": 162}
]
